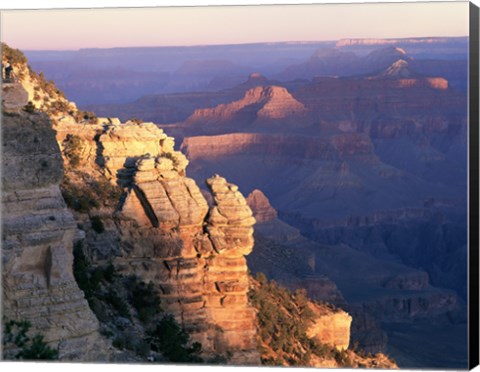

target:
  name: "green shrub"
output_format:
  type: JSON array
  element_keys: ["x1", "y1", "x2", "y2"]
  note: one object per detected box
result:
[
  {"x1": 72, "y1": 110, "x2": 98, "y2": 124},
  {"x1": 1, "y1": 43, "x2": 28, "y2": 65},
  {"x1": 147, "y1": 314, "x2": 202, "y2": 363},
  {"x1": 61, "y1": 173, "x2": 122, "y2": 213},
  {"x1": 127, "y1": 277, "x2": 161, "y2": 323},
  {"x1": 105, "y1": 288, "x2": 131, "y2": 319},
  {"x1": 94, "y1": 175, "x2": 123, "y2": 204},
  {"x1": 73, "y1": 243, "x2": 133, "y2": 321},
  {"x1": 161, "y1": 152, "x2": 180, "y2": 168},
  {"x1": 250, "y1": 272, "x2": 342, "y2": 366},
  {"x1": 71, "y1": 241, "x2": 203, "y2": 363},
  {"x1": 90, "y1": 215, "x2": 105, "y2": 234},
  {"x1": 72, "y1": 241, "x2": 97, "y2": 299},
  {"x1": 50, "y1": 100, "x2": 70, "y2": 115},
  {"x1": 2, "y1": 319, "x2": 58, "y2": 360},
  {"x1": 23, "y1": 101, "x2": 36, "y2": 114},
  {"x1": 61, "y1": 179, "x2": 99, "y2": 213},
  {"x1": 63, "y1": 134, "x2": 83, "y2": 168},
  {"x1": 333, "y1": 349, "x2": 352, "y2": 367}
]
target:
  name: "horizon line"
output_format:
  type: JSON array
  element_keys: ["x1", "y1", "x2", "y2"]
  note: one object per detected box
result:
[{"x1": 17, "y1": 35, "x2": 470, "y2": 52}]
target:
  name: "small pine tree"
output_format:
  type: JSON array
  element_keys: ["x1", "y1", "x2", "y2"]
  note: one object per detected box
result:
[
  {"x1": 147, "y1": 314, "x2": 202, "y2": 363},
  {"x1": 2, "y1": 319, "x2": 58, "y2": 360}
]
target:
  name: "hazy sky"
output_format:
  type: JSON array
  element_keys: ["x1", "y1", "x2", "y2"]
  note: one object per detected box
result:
[{"x1": 0, "y1": 1, "x2": 470, "y2": 50}]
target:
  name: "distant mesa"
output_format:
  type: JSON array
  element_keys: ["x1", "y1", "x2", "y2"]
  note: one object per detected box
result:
[
  {"x1": 336, "y1": 37, "x2": 453, "y2": 47},
  {"x1": 276, "y1": 45, "x2": 413, "y2": 81},
  {"x1": 363, "y1": 46, "x2": 411, "y2": 66},
  {"x1": 185, "y1": 85, "x2": 307, "y2": 125},
  {"x1": 372, "y1": 59, "x2": 449, "y2": 90},
  {"x1": 248, "y1": 85, "x2": 306, "y2": 120},
  {"x1": 248, "y1": 72, "x2": 267, "y2": 81}
]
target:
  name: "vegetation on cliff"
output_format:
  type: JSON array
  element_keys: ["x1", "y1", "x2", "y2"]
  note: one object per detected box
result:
[
  {"x1": 249, "y1": 273, "x2": 397, "y2": 368},
  {"x1": 72, "y1": 241, "x2": 203, "y2": 363},
  {"x1": 249, "y1": 272, "x2": 351, "y2": 366},
  {"x1": 2, "y1": 43, "x2": 28, "y2": 66},
  {"x1": 2, "y1": 43, "x2": 74, "y2": 117},
  {"x1": 2, "y1": 319, "x2": 59, "y2": 360}
]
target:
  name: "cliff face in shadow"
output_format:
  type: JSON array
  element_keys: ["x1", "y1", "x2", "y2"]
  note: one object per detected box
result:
[{"x1": 1, "y1": 84, "x2": 107, "y2": 360}]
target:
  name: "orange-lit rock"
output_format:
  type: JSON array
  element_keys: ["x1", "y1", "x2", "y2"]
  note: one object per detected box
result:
[{"x1": 307, "y1": 303, "x2": 352, "y2": 351}]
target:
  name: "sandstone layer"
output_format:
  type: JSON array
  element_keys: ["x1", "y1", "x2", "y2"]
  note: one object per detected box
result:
[
  {"x1": 116, "y1": 161, "x2": 260, "y2": 363},
  {"x1": 181, "y1": 132, "x2": 375, "y2": 162},
  {"x1": 55, "y1": 120, "x2": 261, "y2": 364},
  {"x1": 307, "y1": 303, "x2": 352, "y2": 351}
]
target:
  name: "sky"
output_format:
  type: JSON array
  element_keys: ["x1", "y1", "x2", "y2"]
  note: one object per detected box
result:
[{"x1": 0, "y1": 0, "x2": 471, "y2": 50}]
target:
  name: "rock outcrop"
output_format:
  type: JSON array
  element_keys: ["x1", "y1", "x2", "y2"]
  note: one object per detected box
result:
[
  {"x1": 246, "y1": 189, "x2": 278, "y2": 223},
  {"x1": 307, "y1": 303, "x2": 352, "y2": 351},
  {"x1": 99, "y1": 122, "x2": 187, "y2": 184},
  {"x1": 116, "y1": 160, "x2": 260, "y2": 363},
  {"x1": 1, "y1": 87, "x2": 106, "y2": 360},
  {"x1": 2, "y1": 48, "x2": 77, "y2": 116},
  {"x1": 55, "y1": 120, "x2": 260, "y2": 364},
  {"x1": 1, "y1": 82, "x2": 29, "y2": 112},
  {"x1": 375, "y1": 60, "x2": 449, "y2": 90}
]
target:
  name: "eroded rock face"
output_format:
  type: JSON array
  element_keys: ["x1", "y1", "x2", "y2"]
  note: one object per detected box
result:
[
  {"x1": 1, "y1": 110, "x2": 106, "y2": 360},
  {"x1": 181, "y1": 132, "x2": 375, "y2": 162},
  {"x1": 307, "y1": 303, "x2": 352, "y2": 351},
  {"x1": 1, "y1": 83, "x2": 29, "y2": 112},
  {"x1": 99, "y1": 122, "x2": 185, "y2": 182},
  {"x1": 111, "y1": 145, "x2": 259, "y2": 363},
  {"x1": 54, "y1": 121, "x2": 187, "y2": 185},
  {"x1": 246, "y1": 189, "x2": 278, "y2": 223},
  {"x1": 53, "y1": 117, "x2": 260, "y2": 363}
]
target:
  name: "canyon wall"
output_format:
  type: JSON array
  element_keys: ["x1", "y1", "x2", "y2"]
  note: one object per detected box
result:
[
  {"x1": 1, "y1": 85, "x2": 106, "y2": 360},
  {"x1": 181, "y1": 132, "x2": 375, "y2": 161}
]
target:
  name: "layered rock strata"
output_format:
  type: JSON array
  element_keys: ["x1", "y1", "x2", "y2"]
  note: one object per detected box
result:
[
  {"x1": 1, "y1": 103, "x2": 105, "y2": 360},
  {"x1": 186, "y1": 85, "x2": 307, "y2": 125},
  {"x1": 54, "y1": 119, "x2": 261, "y2": 363},
  {"x1": 54, "y1": 121, "x2": 187, "y2": 186},
  {"x1": 181, "y1": 132, "x2": 375, "y2": 162},
  {"x1": 246, "y1": 189, "x2": 278, "y2": 223},
  {"x1": 116, "y1": 161, "x2": 259, "y2": 363}
]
